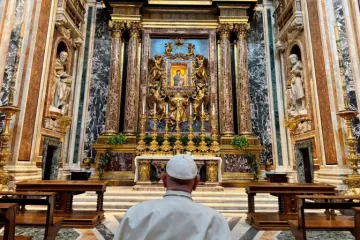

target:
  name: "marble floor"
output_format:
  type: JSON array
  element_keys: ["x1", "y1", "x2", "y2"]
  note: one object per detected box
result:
[{"x1": 2, "y1": 212, "x2": 355, "y2": 240}]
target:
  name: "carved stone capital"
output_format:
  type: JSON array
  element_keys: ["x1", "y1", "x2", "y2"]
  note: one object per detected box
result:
[
  {"x1": 127, "y1": 22, "x2": 142, "y2": 39},
  {"x1": 217, "y1": 24, "x2": 232, "y2": 40},
  {"x1": 275, "y1": 40, "x2": 285, "y2": 53},
  {"x1": 234, "y1": 23, "x2": 250, "y2": 39},
  {"x1": 109, "y1": 21, "x2": 126, "y2": 38},
  {"x1": 72, "y1": 37, "x2": 83, "y2": 49}
]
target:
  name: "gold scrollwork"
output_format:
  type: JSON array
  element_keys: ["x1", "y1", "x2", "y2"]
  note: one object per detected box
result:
[
  {"x1": 139, "y1": 160, "x2": 151, "y2": 182},
  {"x1": 206, "y1": 161, "x2": 218, "y2": 183}
]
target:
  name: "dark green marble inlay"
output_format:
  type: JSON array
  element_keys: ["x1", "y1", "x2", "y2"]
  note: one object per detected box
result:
[
  {"x1": 73, "y1": 7, "x2": 93, "y2": 164},
  {"x1": 267, "y1": 9, "x2": 283, "y2": 166}
]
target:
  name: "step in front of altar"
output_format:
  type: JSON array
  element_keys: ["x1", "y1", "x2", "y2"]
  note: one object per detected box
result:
[{"x1": 72, "y1": 187, "x2": 278, "y2": 215}]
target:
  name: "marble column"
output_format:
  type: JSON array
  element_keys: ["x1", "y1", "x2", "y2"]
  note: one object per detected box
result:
[
  {"x1": 103, "y1": 21, "x2": 125, "y2": 136},
  {"x1": 123, "y1": 22, "x2": 142, "y2": 136},
  {"x1": 235, "y1": 23, "x2": 252, "y2": 135},
  {"x1": 217, "y1": 24, "x2": 234, "y2": 136}
]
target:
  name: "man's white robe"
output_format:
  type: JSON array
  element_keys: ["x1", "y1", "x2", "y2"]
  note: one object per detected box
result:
[{"x1": 114, "y1": 190, "x2": 231, "y2": 240}]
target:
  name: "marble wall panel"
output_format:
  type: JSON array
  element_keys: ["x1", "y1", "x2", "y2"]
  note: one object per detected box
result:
[
  {"x1": 42, "y1": 137, "x2": 61, "y2": 180},
  {"x1": 333, "y1": 0, "x2": 360, "y2": 153},
  {"x1": 307, "y1": 0, "x2": 337, "y2": 165},
  {"x1": 0, "y1": 0, "x2": 25, "y2": 131},
  {"x1": 294, "y1": 139, "x2": 314, "y2": 183},
  {"x1": 223, "y1": 154, "x2": 251, "y2": 173},
  {"x1": 84, "y1": 9, "x2": 110, "y2": 159},
  {"x1": 104, "y1": 153, "x2": 134, "y2": 171},
  {"x1": 73, "y1": 6, "x2": 93, "y2": 164},
  {"x1": 248, "y1": 11, "x2": 273, "y2": 165}
]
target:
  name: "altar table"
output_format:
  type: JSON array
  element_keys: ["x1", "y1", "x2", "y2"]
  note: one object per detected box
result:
[
  {"x1": 16, "y1": 180, "x2": 108, "y2": 228},
  {"x1": 245, "y1": 183, "x2": 336, "y2": 230},
  {"x1": 134, "y1": 155, "x2": 222, "y2": 183}
]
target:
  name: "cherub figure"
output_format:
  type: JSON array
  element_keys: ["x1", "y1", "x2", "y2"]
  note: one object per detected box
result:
[
  {"x1": 164, "y1": 43, "x2": 173, "y2": 56},
  {"x1": 187, "y1": 43, "x2": 195, "y2": 56}
]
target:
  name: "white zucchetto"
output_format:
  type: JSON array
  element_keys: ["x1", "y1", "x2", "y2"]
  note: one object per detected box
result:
[{"x1": 166, "y1": 154, "x2": 198, "y2": 180}]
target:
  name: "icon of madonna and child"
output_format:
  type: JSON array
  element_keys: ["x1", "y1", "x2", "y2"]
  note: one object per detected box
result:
[{"x1": 170, "y1": 63, "x2": 189, "y2": 87}]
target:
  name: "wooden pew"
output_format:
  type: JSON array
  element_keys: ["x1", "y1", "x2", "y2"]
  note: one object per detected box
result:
[
  {"x1": 0, "y1": 203, "x2": 31, "y2": 240},
  {"x1": 354, "y1": 207, "x2": 360, "y2": 240},
  {"x1": 288, "y1": 195, "x2": 360, "y2": 240},
  {"x1": 16, "y1": 180, "x2": 107, "y2": 228},
  {"x1": 0, "y1": 192, "x2": 64, "y2": 240},
  {"x1": 246, "y1": 183, "x2": 336, "y2": 230}
]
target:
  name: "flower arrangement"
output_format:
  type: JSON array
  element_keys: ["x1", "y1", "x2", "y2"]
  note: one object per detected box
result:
[
  {"x1": 232, "y1": 136, "x2": 249, "y2": 149},
  {"x1": 107, "y1": 134, "x2": 127, "y2": 146}
]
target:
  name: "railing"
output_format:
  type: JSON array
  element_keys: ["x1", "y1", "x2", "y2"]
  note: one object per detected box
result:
[
  {"x1": 58, "y1": 0, "x2": 86, "y2": 29},
  {"x1": 274, "y1": 0, "x2": 302, "y2": 31}
]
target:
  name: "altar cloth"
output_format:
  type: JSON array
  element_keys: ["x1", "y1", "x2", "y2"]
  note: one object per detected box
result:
[{"x1": 134, "y1": 155, "x2": 223, "y2": 182}]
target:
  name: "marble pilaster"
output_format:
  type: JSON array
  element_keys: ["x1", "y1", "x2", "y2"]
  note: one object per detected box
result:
[
  {"x1": 103, "y1": 21, "x2": 125, "y2": 136},
  {"x1": 217, "y1": 24, "x2": 234, "y2": 136},
  {"x1": 235, "y1": 23, "x2": 252, "y2": 136},
  {"x1": 123, "y1": 22, "x2": 142, "y2": 137}
]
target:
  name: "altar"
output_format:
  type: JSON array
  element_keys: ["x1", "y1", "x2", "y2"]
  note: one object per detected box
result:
[
  {"x1": 90, "y1": 1, "x2": 266, "y2": 187},
  {"x1": 134, "y1": 155, "x2": 222, "y2": 184}
]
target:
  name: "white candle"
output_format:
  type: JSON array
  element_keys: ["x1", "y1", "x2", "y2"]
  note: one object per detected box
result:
[
  {"x1": 212, "y1": 103, "x2": 215, "y2": 115},
  {"x1": 142, "y1": 101, "x2": 145, "y2": 114},
  {"x1": 202, "y1": 103, "x2": 204, "y2": 115},
  {"x1": 154, "y1": 102, "x2": 156, "y2": 112},
  {"x1": 166, "y1": 103, "x2": 169, "y2": 115},
  {"x1": 190, "y1": 103, "x2": 192, "y2": 115}
]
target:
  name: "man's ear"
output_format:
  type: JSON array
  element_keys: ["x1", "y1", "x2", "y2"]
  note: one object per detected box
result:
[
  {"x1": 161, "y1": 173, "x2": 167, "y2": 188},
  {"x1": 192, "y1": 175, "x2": 200, "y2": 191}
]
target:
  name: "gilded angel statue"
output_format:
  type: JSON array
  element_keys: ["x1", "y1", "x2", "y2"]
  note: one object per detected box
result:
[
  {"x1": 193, "y1": 54, "x2": 209, "y2": 88},
  {"x1": 147, "y1": 87, "x2": 166, "y2": 120},
  {"x1": 148, "y1": 54, "x2": 164, "y2": 87},
  {"x1": 192, "y1": 87, "x2": 209, "y2": 120}
]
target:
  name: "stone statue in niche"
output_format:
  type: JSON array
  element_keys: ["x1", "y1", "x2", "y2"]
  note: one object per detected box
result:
[
  {"x1": 288, "y1": 54, "x2": 306, "y2": 116},
  {"x1": 51, "y1": 51, "x2": 72, "y2": 115}
]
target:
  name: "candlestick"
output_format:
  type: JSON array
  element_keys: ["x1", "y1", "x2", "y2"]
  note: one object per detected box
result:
[
  {"x1": 149, "y1": 113, "x2": 159, "y2": 152},
  {"x1": 186, "y1": 112, "x2": 196, "y2": 152},
  {"x1": 210, "y1": 114, "x2": 220, "y2": 155},
  {"x1": 136, "y1": 114, "x2": 147, "y2": 154},
  {"x1": 198, "y1": 113, "x2": 208, "y2": 154},
  {"x1": 161, "y1": 116, "x2": 171, "y2": 152}
]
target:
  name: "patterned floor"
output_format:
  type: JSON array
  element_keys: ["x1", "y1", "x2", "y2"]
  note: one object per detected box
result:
[{"x1": 2, "y1": 212, "x2": 355, "y2": 240}]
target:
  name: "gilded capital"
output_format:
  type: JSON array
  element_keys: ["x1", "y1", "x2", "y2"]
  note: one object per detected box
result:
[
  {"x1": 234, "y1": 23, "x2": 250, "y2": 39},
  {"x1": 109, "y1": 21, "x2": 125, "y2": 38},
  {"x1": 127, "y1": 22, "x2": 143, "y2": 39},
  {"x1": 217, "y1": 24, "x2": 232, "y2": 40}
]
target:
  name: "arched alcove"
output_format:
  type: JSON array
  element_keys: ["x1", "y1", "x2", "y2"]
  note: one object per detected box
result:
[{"x1": 290, "y1": 44, "x2": 302, "y2": 61}]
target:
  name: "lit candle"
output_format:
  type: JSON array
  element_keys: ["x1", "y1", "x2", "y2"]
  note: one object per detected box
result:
[
  {"x1": 190, "y1": 103, "x2": 192, "y2": 115},
  {"x1": 334, "y1": 24, "x2": 340, "y2": 42},
  {"x1": 201, "y1": 103, "x2": 204, "y2": 115},
  {"x1": 166, "y1": 103, "x2": 169, "y2": 115}
]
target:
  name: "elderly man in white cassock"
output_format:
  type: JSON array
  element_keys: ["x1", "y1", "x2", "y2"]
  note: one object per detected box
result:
[{"x1": 113, "y1": 154, "x2": 231, "y2": 240}]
